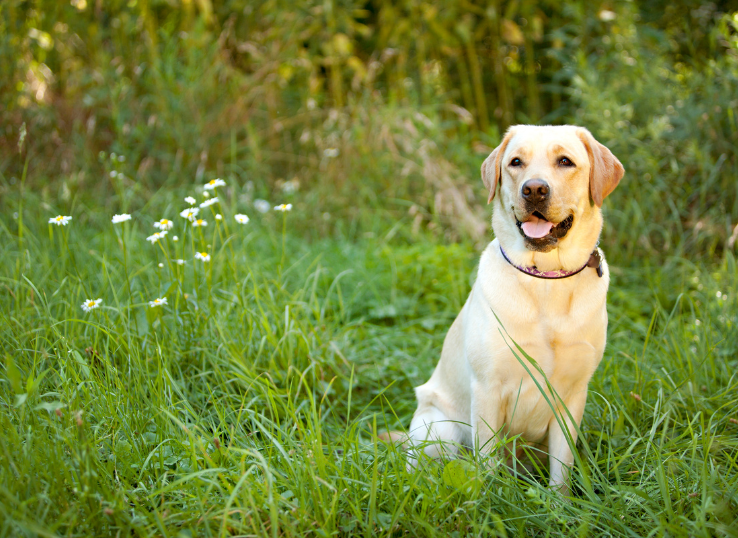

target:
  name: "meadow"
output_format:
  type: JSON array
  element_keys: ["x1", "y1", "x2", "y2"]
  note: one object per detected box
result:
[{"x1": 1, "y1": 2, "x2": 738, "y2": 537}]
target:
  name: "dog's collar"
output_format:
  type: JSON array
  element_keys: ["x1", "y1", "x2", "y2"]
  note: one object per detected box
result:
[{"x1": 499, "y1": 246, "x2": 603, "y2": 279}]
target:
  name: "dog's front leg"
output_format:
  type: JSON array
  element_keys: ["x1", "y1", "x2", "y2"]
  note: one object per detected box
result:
[
  {"x1": 471, "y1": 380, "x2": 505, "y2": 463},
  {"x1": 547, "y1": 385, "x2": 588, "y2": 495}
]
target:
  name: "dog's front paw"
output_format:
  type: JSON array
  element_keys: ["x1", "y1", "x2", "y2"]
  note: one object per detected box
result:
[{"x1": 548, "y1": 481, "x2": 572, "y2": 502}]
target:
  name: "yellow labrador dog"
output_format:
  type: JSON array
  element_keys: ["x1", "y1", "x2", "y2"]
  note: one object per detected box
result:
[{"x1": 405, "y1": 125, "x2": 623, "y2": 492}]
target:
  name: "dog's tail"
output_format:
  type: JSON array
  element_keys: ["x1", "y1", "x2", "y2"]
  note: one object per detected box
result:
[{"x1": 377, "y1": 430, "x2": 409, "y2": 448}]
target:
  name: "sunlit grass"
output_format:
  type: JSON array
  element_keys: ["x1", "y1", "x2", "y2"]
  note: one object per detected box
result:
[{"x1": 1, "y1": 155, "x2": 737, "y2": 537}]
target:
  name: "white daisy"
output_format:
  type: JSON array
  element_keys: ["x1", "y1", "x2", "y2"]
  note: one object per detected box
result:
[
  {"x1": 110, "y1": 171, "x2": 118, "y2": 178},
  {"x1": 203, "y1": 191, "x2": 210, "y2": 198},
  {"x1": 274, "y1": 203, "x2": 292, "y2": 212},
  {"x1": 81, "y1": 298, "x2": 102, "y2": 312},
  {"x1": 204, "y1": 178, "x2": 226, "y2": 190},
  {"x1": 49, "y1": 215, "x2": 72, "y2": 226},
  {"x1": 254, "y1": 199, "x2": 270, "y2": 213},
  {"x1": 173, "y1": 236, "x2": 179, "y2": 242},
  {"x1": 180, "y1": 207, "x2": 199, "y2": 220},
  {"x1": 215, "y1": 214, "x2": 222, "y2": 221},
  {"x1": 112, "y1": 214, "x2": 131, "y2": 224},
  {"x1": 185, "y1": 196, "x2": 196, "y2": 205},
  {"x1": 175, "y1": 259, "x2": 185, "y2": 265},
  {"x1": 323, "y1": 148, "x2": 339, "y2": 158},
  {"x1": 158, "y1": 263, "x2": 164, "y2": 268},
  {"x1": 234, "y1": 214, "x2": 250, "y2": 224},
  {"x1": 194, "y1": 252, "x2": 211, "y2": 262},
  {"x1": 192, "y1": 219, "x2": 207, "y2": 227},
  {"x1": 146, "y1": 231, "x2": 167, "y2": 243},
  {"x1": 149, "y1": 297, "x2": 168, "y2": 308},
  {"x1": 154, "y1": 218, "x2": 173, "y2": 230},
  {"x1": 200, "y1": 197, "x2": 219, "y2": 208},
  {"x1": 117, "y1": 155, "x2": 126, "y2": 162}
]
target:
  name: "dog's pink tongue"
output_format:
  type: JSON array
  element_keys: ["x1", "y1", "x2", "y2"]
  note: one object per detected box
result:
[{"x1": 521, "y1": 216, "x2": 554, "y2": 238}]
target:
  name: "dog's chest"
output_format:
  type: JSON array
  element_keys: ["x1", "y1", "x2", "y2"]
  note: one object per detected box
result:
[
  {"x1": 500, "y1": 274, "x2": 603, "y2": 343},
  {"x1": 485, "y1": 275, "x2": 606, "y2": 441}
]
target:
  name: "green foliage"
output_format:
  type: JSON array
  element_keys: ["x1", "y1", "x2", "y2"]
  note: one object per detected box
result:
[
  {"x1": 572, "y1": 9, "x2": 738, "y2": 262},
  {"x1": 2, "y1": 1, "x2": 738, "y2": 261}
]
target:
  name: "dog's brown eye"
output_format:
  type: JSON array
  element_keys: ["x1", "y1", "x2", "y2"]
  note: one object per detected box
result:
[
  {"x1": 510, "y1": 158, "x2": 522, "y2": 167},
  {"x1": 559, "y1": 157, "x2": 574, "y2": 167}
]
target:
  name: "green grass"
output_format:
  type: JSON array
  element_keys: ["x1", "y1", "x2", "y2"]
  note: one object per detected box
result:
[{"x1": 1, "y1": 169, "x2": 737, "y2": 537}]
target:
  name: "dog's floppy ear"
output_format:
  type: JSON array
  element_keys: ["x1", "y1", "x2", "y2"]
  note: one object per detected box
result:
[
  {"x1": 481, "y1": 128, "x2": 515, "y2": 204},
  {"x1": 576, "y1": 128, "x2": 624, "y2": 207}
]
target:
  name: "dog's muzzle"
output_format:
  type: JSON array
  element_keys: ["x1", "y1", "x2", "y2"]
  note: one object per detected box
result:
[{"x1": 515, "y1": 211, "x2": 574, "y2": 252}]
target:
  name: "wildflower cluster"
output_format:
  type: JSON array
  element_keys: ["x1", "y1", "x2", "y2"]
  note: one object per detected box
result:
[{"x1": 48, "y1": 176, "x2": 296, "y2": 315}]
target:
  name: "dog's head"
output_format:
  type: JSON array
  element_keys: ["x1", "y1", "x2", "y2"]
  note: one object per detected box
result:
[{"x1": 482, "y1": 125, "x2": 624, "y2": 264}]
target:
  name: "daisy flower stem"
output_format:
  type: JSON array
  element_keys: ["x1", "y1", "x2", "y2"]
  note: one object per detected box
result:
[
  {"x1": 280, "y1": 211, "x2": 287, "y2": 275},
  {"x1": 114, "y1": 226, "x2": 134, "y2": 302},
  {"x1": 16, "y1": 155, "x2": 29, "y2": 310},
  {"x1": 197, "y1": 226, "x2": 206, "y2": 250},
  {"x1": 196, "y1": 226, "x2": 215, "y2": 311},
  {"x1": 206, "y1": 262, "x2": 214, "y2": 313},
  {"x1": 157, "y1": 239, "x2": 184, "y2": 312},
  {"x1": 218, "y1": 211, "x2": 240, "y2": 286},
  {"x1": 189, "y1": 222, "x2": 198, "y2": 294},
  {"x1": 157, "y1": 240, "x2": 175, "y2": 279},
  {"x1": 114, "y1": 225, "x2": 138, "y2": 333},
  {"x1": 208, "y1": 207, "x2": 218, "y2": 261},
  {"x1": 211, "y1": 217, "x2": 221, "y2": 280},
  {"x1": 55, "y1": 224, "x2": 68, "y2": 270},
  {"x1": 61, "y1": 227, "x2": 91, "y2": 298}
]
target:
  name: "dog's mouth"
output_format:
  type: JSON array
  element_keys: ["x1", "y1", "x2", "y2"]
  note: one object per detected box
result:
[{"x1": 515, "y1": 211, "x2": 574, "y2": 241}]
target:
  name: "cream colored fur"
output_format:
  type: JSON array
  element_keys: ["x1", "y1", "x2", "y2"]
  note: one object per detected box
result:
[{"x1": 406, "y1": 125, "x2": 624, "y2": 493}]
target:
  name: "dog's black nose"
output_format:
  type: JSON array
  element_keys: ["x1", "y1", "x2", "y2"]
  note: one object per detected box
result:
[{"x1": 521, "y1": 179, "x2": 550, "y2": 204}]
